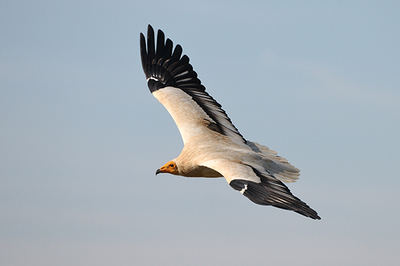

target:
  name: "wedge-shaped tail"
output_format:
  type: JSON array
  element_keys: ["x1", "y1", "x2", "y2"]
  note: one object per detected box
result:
[{"x1": 247, "y1": 141, "x2": 300, "y2": 183}]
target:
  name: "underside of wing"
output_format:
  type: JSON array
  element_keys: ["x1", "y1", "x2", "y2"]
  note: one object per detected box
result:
[
  {"x1": 201, "y1": 159, "x2": 320, "y2": 220},
  {"x1": 140, "y1": 25, "x2": 246, "y2": 144}
]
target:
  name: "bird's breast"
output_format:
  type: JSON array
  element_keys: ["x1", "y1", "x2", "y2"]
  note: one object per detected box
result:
[{"x1": 182, "y1": 165, "x2": 223, "y2": 178}]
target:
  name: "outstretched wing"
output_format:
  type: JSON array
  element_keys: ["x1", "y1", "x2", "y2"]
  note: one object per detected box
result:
[
  {"x1": 201, "y1": 159, "x2": 320, "y2": 220},
  {"x1": 140, "y1": 25, "x2": 245, "y2": 145}
]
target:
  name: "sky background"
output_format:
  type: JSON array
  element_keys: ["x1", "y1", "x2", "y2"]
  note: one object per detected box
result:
[{"x1": 1, "y1": 0, "x2": 399, "y2": 265}]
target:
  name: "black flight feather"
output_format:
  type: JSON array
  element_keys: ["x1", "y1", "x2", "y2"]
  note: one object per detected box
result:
[{"x1": 230, "y1": 166, "x2": 321, "y2": 220}]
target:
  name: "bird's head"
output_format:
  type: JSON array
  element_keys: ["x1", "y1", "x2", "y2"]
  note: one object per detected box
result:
[{"x1": 156, "y1": 161, "x2": 178, "y2": 175}]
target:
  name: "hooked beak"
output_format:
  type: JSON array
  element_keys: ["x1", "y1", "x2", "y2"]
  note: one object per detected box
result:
[{"x1": 155, "y1": 168, "x2": 162, "y2": 175}]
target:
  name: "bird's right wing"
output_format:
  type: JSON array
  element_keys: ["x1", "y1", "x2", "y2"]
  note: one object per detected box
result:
[
  {"x1": 201, "y1": 159, "x2": 320, "y2": 220},
  {"x1": 140, "y1": 25, "x2": 246, "y2": 146}
]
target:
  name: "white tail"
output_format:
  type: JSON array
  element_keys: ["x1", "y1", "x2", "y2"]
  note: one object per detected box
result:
[{"x1": 246, "y1": 141, "x2": 300, "y2": 183}]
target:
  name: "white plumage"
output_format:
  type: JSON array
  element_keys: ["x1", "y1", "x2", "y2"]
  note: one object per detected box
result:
[{"x1": 140, "y1": 25, "x2": 320, "y2": 219}]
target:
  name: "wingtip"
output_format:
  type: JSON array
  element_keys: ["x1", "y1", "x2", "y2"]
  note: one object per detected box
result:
[
  {"x1": 301, "y1": 204, "x2": 321, "y2": 220},
  {"x1": 307, "y1": 210, "x2": 321, "y2": 220},
  {"x1": 147, "y1": 24, "x2": 155, "y2": 41},
  {"x1": 157, "y1": 29, "x2": 164, "y2": 38}
]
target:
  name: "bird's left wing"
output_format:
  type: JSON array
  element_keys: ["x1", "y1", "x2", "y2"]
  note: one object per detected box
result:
[
  {"x1": 201, "y1": 159, "x2": 321, "y2": 220},
  {"x1": 140, "y1": 25, "x2": 246, "y2": 145}
]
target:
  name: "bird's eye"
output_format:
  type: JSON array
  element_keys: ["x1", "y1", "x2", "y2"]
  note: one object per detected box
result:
[{"x1": 169, "y1": 164, "x2": 174, "y2": 168}]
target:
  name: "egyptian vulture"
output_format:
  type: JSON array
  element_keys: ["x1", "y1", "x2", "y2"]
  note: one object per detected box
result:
[{"x1": 140, "y1": 25, "x2": 320, "y2": 220}]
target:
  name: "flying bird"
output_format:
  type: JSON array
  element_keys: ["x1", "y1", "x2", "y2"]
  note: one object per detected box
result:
[{"x1": 140, "y1": 25, "x2": 320, "y2": 220}]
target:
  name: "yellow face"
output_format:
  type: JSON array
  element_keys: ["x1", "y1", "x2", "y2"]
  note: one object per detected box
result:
[{"x1": 156, "y1": 161, "x2": 178, "y2": 175}]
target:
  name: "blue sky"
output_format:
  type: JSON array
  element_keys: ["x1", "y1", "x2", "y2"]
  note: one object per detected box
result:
[{"x1": 1, "y1": 1, "x2": 399, "y2": 265}]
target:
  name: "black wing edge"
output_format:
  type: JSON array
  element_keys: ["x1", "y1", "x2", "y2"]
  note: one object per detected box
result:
[
  {"x1": 230, "y1": 166, "x2": 321, "y2": 220},
  {"x1": 140, "y1": 25, "x2": 199, "y2": 93},
  {"x1": 140, "y1": 24, "x2": 246, "y2": 142}
]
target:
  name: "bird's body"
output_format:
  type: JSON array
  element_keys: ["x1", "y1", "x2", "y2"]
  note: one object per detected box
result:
[{"x1": 140, "y1": 25, "x2": 321, "y2": 220}]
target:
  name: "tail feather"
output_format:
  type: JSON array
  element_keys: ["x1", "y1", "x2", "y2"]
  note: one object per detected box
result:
[{"x1": 246, "y1": 141, "x2": 300, "y2": 183}]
